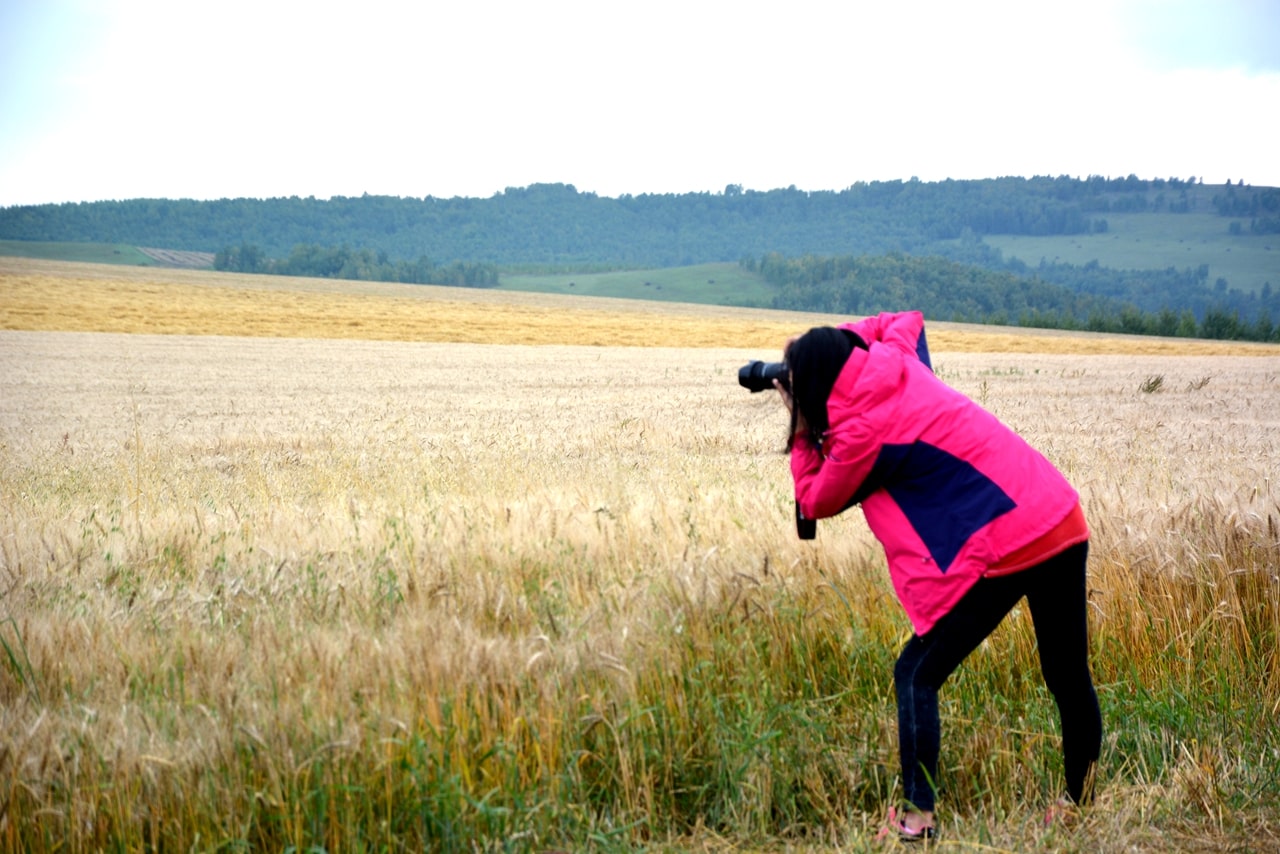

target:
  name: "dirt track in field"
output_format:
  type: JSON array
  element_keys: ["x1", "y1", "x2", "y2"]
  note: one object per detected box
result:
[{"x1": 138, "y1": 247, "x2": 216, "y2": 268}]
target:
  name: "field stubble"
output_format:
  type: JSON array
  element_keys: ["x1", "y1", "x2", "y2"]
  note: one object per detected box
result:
[{"x1": 1, "y1": 262, "x2": 1279, "y2": 851}]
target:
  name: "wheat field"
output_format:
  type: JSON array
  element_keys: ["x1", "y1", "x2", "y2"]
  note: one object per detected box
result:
[
  {"x1": 1, "y1": 258, "x2": 1278, "y2": 851},
  {"x1": 4, "y1": 255, "x2": 1274, "y2": 356}
]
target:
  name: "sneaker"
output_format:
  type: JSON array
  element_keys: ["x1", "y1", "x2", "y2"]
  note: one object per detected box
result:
[
  {"x1": 1044, "y1": 797, "x2": 1081, "y2": 828},
  {"x1": 877, "y1": 806, "x2": 936, "y2": 843}
]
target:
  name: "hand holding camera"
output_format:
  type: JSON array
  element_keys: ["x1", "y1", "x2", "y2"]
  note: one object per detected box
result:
[{"x1": 738, "y1": 355, "x2": 816, "y2": 540}]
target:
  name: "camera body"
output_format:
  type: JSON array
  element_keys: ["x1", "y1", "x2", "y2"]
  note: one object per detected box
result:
[{"x1": 738, "y1": 358, "x2": 814, "y2": 539}]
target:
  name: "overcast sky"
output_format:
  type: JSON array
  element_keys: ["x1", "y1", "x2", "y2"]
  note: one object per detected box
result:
[{"x1": 1, "y1": 0, "x2": 1278, "y2": 206}]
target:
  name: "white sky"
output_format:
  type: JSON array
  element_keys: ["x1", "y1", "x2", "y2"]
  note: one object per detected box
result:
[{"x1": 1, "y1": 0, "x2": 1278, "y2": 206}]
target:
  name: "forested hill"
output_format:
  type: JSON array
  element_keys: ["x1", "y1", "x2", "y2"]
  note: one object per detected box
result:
[
  {"x1": 4, "y1": 176, "x2": 1275, "y2": 266},
  {"x1": 3, "y1": 176, "x2": 1277, "y2": 333}
]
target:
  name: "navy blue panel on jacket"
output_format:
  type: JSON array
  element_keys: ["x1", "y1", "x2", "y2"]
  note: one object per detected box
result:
[
  {"x1": 915, "y1": 328, "x2": 932, "y2": 370},
  {"x1": 867, "y1": 441, "x2": 1016, "y2": 572}
]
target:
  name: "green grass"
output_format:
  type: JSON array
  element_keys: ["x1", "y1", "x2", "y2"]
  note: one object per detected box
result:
[
  {"x1": 0, "y1": 239, "x2": 157, "y2": 266},
  {"x1": 10, "y1": 559, "x2": 1274, "y2": 851},
  {"x1": 982, "y1": 213, "x2": 1279, "y2": 294},
  {"x1": 498, "y1": 262, "x2": 777, "y2": 307}
]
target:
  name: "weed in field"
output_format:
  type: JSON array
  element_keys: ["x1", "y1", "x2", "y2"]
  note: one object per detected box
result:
[{"x1": 1187, "y1": 375, "x2": 1212, "y2": 391}]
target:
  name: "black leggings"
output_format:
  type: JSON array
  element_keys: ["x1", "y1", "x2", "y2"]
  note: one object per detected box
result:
[{"x1": 894, "y1": 541, "x2": 1101, "y2": 812}]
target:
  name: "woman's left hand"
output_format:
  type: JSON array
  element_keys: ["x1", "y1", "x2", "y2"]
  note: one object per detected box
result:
[
  {"x1": 776, "y1": 377, "x2": 808, "y2": 436},
  {"x1": 774, "y1": 377, "x2": 794, "y2": 414}
]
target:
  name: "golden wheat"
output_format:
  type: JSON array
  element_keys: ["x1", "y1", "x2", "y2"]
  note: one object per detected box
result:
[{"x1": 4, "y1": 255, "x2": 1276, "y2": 355}]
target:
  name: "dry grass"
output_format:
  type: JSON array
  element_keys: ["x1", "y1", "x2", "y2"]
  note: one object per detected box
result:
[{"x1": 0, "y1": 258, "x2": 1278, "y2": 850}]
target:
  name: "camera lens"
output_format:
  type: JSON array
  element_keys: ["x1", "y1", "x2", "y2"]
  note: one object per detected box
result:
[{"x1": 738, "y1": 360, "x2": 787, "y2": 393}]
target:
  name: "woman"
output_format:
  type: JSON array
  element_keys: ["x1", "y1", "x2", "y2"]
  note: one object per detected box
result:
[{"x1": 776, "y1": 311, "x2": 1101, "y2": 841}]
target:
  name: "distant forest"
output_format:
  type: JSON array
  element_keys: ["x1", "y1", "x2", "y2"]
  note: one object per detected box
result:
[
  {"x1": 213, "y1": 243, "x2": 498, "y2": 287},
  {"x1": 749, "y1": 252, "x2": 1276, "y2": 342},
  {"x1": 2, "y1": 176, "x2": 1277, "y2": 339}
]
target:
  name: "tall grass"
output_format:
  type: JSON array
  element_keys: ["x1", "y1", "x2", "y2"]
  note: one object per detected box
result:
[{"x1": 1, "y1": 331, "x2": 1277, "y2": 851}]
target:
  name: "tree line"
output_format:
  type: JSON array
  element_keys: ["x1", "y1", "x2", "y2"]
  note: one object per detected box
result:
[
  {"x1": 1212, "y1": 183, "x2": 1280, "y2": 233},
  {"x1": 749, "y1": 252, "x2": 1278, "y2": 343},
  {"x1": 3, "y1": 175, "x2": 1275, "y2": 326},
  {"x1": 0, "y1": 175, "x2": 1251, "y2": 266},
  {"x1": 214, "y1": 243, "x2": 497, "y2": 287},
  {"x1": 942, "y1": 233, "x2": 1278, "y2": 329}
]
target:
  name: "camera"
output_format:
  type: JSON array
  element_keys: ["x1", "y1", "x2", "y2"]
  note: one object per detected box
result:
[
  {"x1": 737, "y1": 357, "x2": 814, "y2": 539},
  {"x1": 738, "y1": 360, "x2": 789, "y2": 393}
]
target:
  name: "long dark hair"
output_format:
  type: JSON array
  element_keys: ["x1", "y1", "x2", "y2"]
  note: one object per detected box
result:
[{"x1": 785, "y1": 327, "x2": 864, "y2": 449}]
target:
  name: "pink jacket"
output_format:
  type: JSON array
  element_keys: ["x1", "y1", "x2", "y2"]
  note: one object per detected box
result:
[{"x1": 790, "y1": 311, "x2": 1081, "y2": 635}]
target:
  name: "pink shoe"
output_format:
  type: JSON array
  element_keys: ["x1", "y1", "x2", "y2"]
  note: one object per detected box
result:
[
  {"x1": 1044, "y1": 797, "x2": 1080, "y2": 828},
  {"x1": 876, "y1": 806, "x2": 936, "y2": 843}
]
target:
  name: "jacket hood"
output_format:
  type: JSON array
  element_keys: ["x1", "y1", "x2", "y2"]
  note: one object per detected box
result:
[{"x1": 826, "y1": 343, "x2": 907, "y2": 436}]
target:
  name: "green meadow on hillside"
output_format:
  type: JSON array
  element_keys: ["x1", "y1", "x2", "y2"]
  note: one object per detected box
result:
[
  {"x1": 983, "y1": 213, "x2": 1277, "y2": 294},
  {"x1": 0, "y1": 239, "x2": 156, "y2": 266},
  {"x1": 498, "y1": 261, "x2": 775, "y2": 306}
]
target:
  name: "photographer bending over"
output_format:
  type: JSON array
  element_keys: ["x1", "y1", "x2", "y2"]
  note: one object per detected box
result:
[{"x1": 775, "y1": 311, "x2": 1101, "y2": 841}]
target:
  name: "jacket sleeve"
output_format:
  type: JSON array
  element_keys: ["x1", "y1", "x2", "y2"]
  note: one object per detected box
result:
[
  {"x1": 790, "y1": 417, "x2": 882, "y2": 520},
  {"x1": 841, "y1": 311, "x2": 931, "y2": 370}
]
